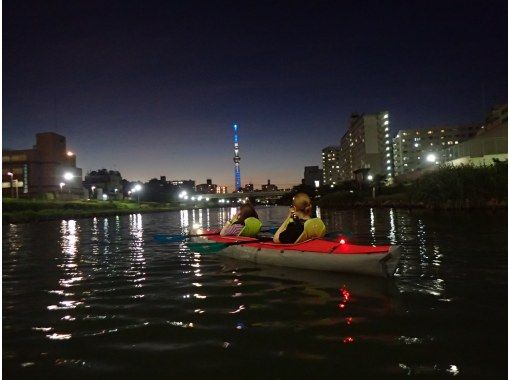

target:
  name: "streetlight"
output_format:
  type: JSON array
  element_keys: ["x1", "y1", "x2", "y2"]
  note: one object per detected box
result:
[
  {"x1": 60, "y1": 182, "x2": 65, "y2": 192},
  {"x1": 132, "y1": 184, "x2": 142, "y2": 204},
  {"x1": 63, "y1": 172, "x2": 73, "y2": 195},
  {"x1": 426, "y1": 153, "x2": 436, "y2": 163},
  {"x1": 367, "y1": 175, "x2": 373, "y2": 181},
  {"x1": 7, "y1": 172, "x2": 13, "y2": 198}
]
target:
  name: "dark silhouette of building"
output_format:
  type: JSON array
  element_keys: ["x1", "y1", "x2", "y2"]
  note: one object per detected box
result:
[
  {"x1": 84, "y1": 169, "x2": 123, "y2": 199},
  {"x1": 243, "y1": 183, "x2": 254, "y2": 192},
  {"x1": 2, "y1": 132, "x2": 83, "y2": 198},
  {"x1": 196, "y1": 179, "x2": 217, "y2": 194},
  {"x1": 261, "y1": 179, "x2": 278, "y2": 192},
  {"x1": 303, "y1": 166, "x2": 322, "y2": 188},
  {"x1": 169, "y1": 179, "x2": 196, "y2": 193}
]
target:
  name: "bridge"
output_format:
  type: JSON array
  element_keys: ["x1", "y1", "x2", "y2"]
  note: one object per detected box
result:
[{"x1": 204, "y1": 190, "x2": 289, "y2": 199}]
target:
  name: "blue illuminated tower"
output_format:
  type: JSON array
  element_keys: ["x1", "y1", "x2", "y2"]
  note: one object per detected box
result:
[{"x1": 233, "y1": 123, "x2": 241, "y2": 191}]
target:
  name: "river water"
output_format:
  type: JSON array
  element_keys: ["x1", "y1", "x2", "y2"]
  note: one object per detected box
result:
[{"x1": 3, "y1": 206, "x2": 507, "y2": 379}]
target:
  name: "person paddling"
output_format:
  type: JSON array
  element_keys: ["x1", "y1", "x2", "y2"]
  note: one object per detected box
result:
[
  {"x1": 220, "y1": 203, "x2": 261, "y2": 237},
  {"x1": 273, "y1": 193, "x2": 325, "y2": 244}
]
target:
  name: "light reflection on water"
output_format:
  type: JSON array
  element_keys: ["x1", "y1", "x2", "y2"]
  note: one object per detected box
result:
[{"x1": 2, "y1": 207, "x2": 507, "y2": 378}]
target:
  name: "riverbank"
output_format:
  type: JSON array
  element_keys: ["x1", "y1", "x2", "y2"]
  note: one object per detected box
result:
[
  {"x1": 2, "y1": 199, "x2": 187, "y2": 224},
  {"x1": 318, "y1": 163, "x2": 508, "y2": 210},
  {"x1": 318, "y1": 191, "x2": 508, "y2": 210}
]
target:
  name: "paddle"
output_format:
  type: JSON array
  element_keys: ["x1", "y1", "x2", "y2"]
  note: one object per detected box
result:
[
  {"x1": 154, "y1": 227, "x2": 279, "y2": 243},
  {"x1": 187, "y1": 229, "x2": 354, "y2": 254},
  {"x1": 187, "y1": 239, "x2": 256, "y2": 253}
]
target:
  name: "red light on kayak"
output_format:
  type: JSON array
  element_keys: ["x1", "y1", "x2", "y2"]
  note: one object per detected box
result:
[
  {"x1": 343, "y1": 337, "x2": 354, "y2": 344},
  {"x1": 339, "y1": 238, "x2": 346, "y2": 244}
]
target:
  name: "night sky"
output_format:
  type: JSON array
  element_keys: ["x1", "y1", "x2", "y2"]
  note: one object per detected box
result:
[{"x1": 3, "y1": 0, "x2": 507, "y2": 188}]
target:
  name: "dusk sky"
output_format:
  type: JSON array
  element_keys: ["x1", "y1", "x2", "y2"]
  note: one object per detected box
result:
[{"x1": 3, "y1": 0, "x2": 507, "y2": 188}]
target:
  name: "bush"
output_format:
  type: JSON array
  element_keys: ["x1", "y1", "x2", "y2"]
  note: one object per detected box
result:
[
  {"x1": 409, "y1": 162, "x2": 508, "y2": 206},
  {"x1": 318, "y1": 190, "x2": 364, "y2": 208}
]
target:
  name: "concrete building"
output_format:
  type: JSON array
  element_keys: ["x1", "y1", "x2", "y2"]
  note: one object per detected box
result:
[
  {"x1": 169, "y1": 179, "x2": 196, "y2": 193},
  {"x1": 303, "y1": 166, "x2": 322, "y2": 188},
  {"x1": 196, "y1": 179, "x2": 217, "y2": 194},
  {"x1": 443, "y1": 105, "x2": 507, "y2": 166},
  {"x1": 217, "y1": 186, "x2": 228, "y2": 194},
  {"x1": 84, "y1": 169, "x2": 123, "y2": 199},
  {"x1": 2, "y1": 132, "x2": 83, "y2": 198},
  {"x1": 321, "y1": 146, "x2": 340, "y2": 186},
  {"x1": 338, "y1": 112, "x2": 392, "y2": 182},
  {"x1": 261, "y1": 179, "x2": 278, "y2": 191},
  {"x1": 392, "y1": 124, "x2": 481, "y2": 176}
]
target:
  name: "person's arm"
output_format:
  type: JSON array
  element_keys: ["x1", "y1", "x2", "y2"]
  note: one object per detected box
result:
[
  {"x1": 220, "y1": 223, "x2": 244, "y2": 236},
  {"x1": 220, "y1": 214, "x2": 239, "y2": 236}
]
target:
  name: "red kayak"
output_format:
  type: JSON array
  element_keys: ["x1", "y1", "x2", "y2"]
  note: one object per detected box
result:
[{"x1": 191, "y1": 232, "x2": 402, "y2": 277}]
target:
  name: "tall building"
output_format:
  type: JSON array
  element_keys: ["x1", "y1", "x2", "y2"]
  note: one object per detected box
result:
[
  {"x1": 338, "y1": 111, "x2": 392, "y2": 181},
  {"x1": 2, "y1": 132, "x2": 83, "y2": 198},
  {"x1": 169, "y1": 179, "x2": 196, "y2": 193},
  {"x1": 303, "y1": 166, "x2": 322, "y2": 188},
  {"x1": 392, "y1": 124, "x2": 480, "y2": 176},
  {"x1": 480, "y1": 104, "x2": 508, "y2": 134},
  {"x1": 196, "y1": 179, "x2": 217, "y2": 194},
  {"x1": 443, "y1": 104, "x2": 508, "y2": 167},
  {"x1": 321, "y1": 146, "x2": 340, "y2": 186},
  {"x1": 261, "y1": 180, "x2": 278, "y2": 191},
  {"x1": 83, "y1": 169, "x2": 123, "y2": 199},
  {"x1": 232, "y1": 123, "x2": 241, "y2": 191}
]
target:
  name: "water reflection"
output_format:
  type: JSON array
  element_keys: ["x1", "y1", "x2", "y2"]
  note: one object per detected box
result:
[
  {"x1": 180, "y1": 210, "x2": 189, "y2": 233},
  {"x1": 127, "y1": 214, "x2": 146, "y2": 297},
  {"x1": 3, "y1": 207, "x2": 506, "y2": 379}
]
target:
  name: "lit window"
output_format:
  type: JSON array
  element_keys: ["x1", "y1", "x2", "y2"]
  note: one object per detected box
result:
[
  {"x1": 385, "y1": 134, "x2": 389, "y2": 138},
  {"x1": 385, "y1": 127, "x2": 389, "y2": 132},
  {"x1": 387, "y1": 160, "x2": 391, "y2": 164},
  {"x1": 430, "y1": 143, "x2": 434, "y2": 146},
  {"x1": 386, "y1": 147, "x2": 390, "y2": 151},
  {"x1": 387, "y1": 166, "x2": 391, "y2": 170},
  {"x1": 384, "y1": 120, "x2": 389, "y2": 125},
  {"x1": 403, "y1": 132, "x2": 407, "y2": 136},
  {"x1": 386, "y1": 153, "x2": 390, "y2": 157},
  {"x1": 402, "y1": 139, "x2": 405, "y2": 142},
  {"x1": 455, "y1": 141, "x2": 459, "y2": 144},
  {"x1": 428, "y1": 131, "x2": 433, "y2": 134},
  {"x1": 383, "y1": 113, "x2": 389, "y2": 119},
  {"x1": 414, "y1": 143, "x2": 419, "y2": 147}
]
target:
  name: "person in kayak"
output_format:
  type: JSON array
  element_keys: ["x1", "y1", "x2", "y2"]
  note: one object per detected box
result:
[
  {"x1": 220, "y1": 203, "x2": 260, "y2": 237},
  {"x1": 273, "y1": 192, "x2": 325, "y2": 244}
]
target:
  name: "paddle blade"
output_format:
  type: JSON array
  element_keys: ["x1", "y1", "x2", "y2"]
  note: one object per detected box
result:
[
  {"x1": 187, "y1": 242, "x2": 229, "y2": 253},
  {"x1": 154, "y1": 234, "x2": 187, "y2": 243}
]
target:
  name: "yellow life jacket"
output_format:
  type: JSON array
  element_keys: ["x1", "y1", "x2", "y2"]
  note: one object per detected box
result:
[
  {"x1": 294, "y1": 218, "x2": 326, "y2": 243},
  {"x1": 238, "y1": 217, "x2": 262, "y2": 237}
]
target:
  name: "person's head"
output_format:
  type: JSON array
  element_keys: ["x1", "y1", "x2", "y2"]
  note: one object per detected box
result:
[
  {"x1": 237, "y1": 203, "x2": 258, "y2": 223},
  {"x1": 292, "y1": 193, "x2": 312, "y2": 216}
]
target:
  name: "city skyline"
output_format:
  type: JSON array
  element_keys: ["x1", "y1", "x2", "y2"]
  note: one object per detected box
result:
[{"x1": 4, "y1": 0, "x2": 507, "y2": 186}]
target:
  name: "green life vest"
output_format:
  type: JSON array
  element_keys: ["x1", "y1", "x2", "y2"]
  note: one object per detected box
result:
[
  {"x1": 294, "y1": 218, "x2": 326, "y2": 243},
  {"x1": 239, "y1": 217, "x2": 262, "y2": 237}
]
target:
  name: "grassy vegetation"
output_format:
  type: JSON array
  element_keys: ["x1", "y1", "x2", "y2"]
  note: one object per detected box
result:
[
  {"x1": 319, "y1": 162, "x2": 508, "y2": 209},
  {"x1": 2, "y1": 199, "x2": 183, "y2": 223},
  {"x1": 408, "y1": 162, "x2": 507, "y2": 207}
]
